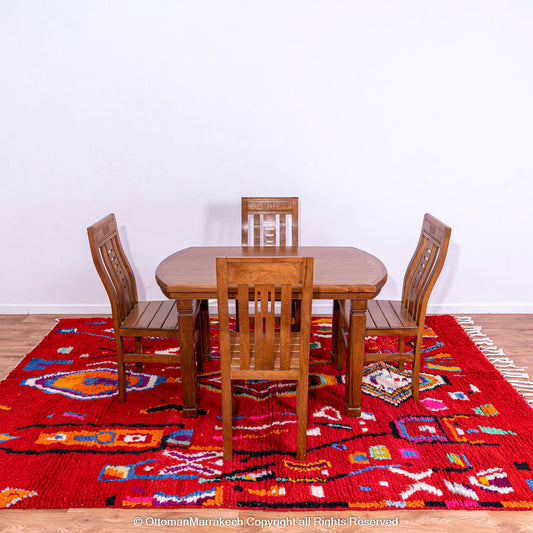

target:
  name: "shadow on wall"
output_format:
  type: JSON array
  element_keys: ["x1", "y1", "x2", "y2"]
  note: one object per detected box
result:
[
  {"x1": 117, "y1": 224, "x2": 147, "y2": 301},
  {"x1": 202, "y1": 203, "x2": 241, "y2": 245},
  {"x1": 431, "y1": 239, "x2": 458, "y2": 308}
]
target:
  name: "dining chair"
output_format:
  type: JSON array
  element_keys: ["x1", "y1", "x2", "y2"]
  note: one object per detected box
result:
[
  {"x1": 87, "y1": 213, "x2": 206, "y2": 402},
  {"x1": 240, "y1": 197, "x2": 301, "y2": 328},
  {"x1": 216, "y1": 256, "x2": 314, "y2": 460},
  {"x1": 241, "y1": 197, "x2": 299, "y2": 247},
  {"x1": 332, "y1": 213, "x2": 451, "y2": 401}
]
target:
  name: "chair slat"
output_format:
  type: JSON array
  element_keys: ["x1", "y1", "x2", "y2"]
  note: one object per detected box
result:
[
  {"x1": 279, "y1": 284, "x2": 292, "y2": 370},
  {"x1": 291, "y1": 213, "x2": 298, "y2": 248},
  {"x1": 365, "y1": 301, "x2": 418, "y2": 334},
  {"x1": 367, "y1": 299, "x2": 389, "y2": 329},
  {"x1": 253, "y1": 284, "x2": 276, "y2": 370},
  {"x1": 121, "y1": 301, "x2": 151, "y2": 329},
  {"x1": 403, "y1": 235, "x2": 427, "y2": 315},
  {"x1": 411, "y1": 242, "x2": 433, "y2": 302},
  {"x1": 111, "y1": 236, "x2": 135, "y2": 313},
  {"x1": 390, "y1": 301, "x2": 417, "y2": 328},
  {"x1": 237, "y1": 284, "x2": 251, "y2": 369},
  {"x1": 149, "y1": 300, "x2": 175, "y2": 330},
  {"x1": 162, "y1": 302, "x2": 178, "y2": 330},
  {"x1": 101, "y1": 240, "x2": 129, "y2": 321},
  {"x1": 365, "y1": 307, "x2": 376, "y2": 329},
  {"x1": 263, "y1": 286, "x2": 276, "y2": 368},
  {"x1": 114, "y1": 235, "x2": 136, "y2": 314},
  {"x1": 132, "y1": 301, "x2": 162, "y2": 329},
  {"x1": 279, "y1": 215, "x2": 287, "y2": 246},
  {"x1": 413, "y1": 243, "x2": 439, "y2": 321},
  {"x1": 377, "y1": 300, "x2": 404, "y2": 329},
  {"x1": 253, "y1": 214, "x2": 261, "y2": 246}
]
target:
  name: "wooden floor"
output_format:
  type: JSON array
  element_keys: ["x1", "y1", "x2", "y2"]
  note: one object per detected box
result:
[{"x1": 0, "y1": 314, "x2": 532, "y2": 532}]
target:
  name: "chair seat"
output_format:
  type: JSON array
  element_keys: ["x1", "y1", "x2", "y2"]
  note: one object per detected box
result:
[
  {"x1": 365, "y1": 300, "x2": 418, "y2": 335},
  {"x1": 120, "y1": 300, "x2": 199, "y2": 336},
  {"x1": 338, "y1": 299, "x2": 418, "y2": 336}
]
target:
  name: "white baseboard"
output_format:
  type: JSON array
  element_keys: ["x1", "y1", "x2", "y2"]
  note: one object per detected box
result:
[
  {"x1": 1, "y1": 302, "x2": 532, "y2": 315},
  {"x1": 306, "y1": 301, "x2": 533, "y2": 315},
  {"x1": 427, "y1": 303, "x2": 533, "y2": 314},
  {"x1": 0, "y1": 304, "x2": 112, "y2": 315}
]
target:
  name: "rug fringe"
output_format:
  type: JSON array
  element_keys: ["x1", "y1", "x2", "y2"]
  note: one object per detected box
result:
[{"x1": 454, "y1": 316, "x2": 533, "y2": 407}]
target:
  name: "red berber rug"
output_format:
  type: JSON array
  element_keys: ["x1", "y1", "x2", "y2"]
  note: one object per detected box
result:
[{"x1": 1, "y1": 315, "x2": 533, "y2": 510}]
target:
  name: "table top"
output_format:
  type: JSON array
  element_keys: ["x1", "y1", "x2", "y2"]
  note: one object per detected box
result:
[{"x1": 156, "y1": 246, "x2": 387, "y2": 300}]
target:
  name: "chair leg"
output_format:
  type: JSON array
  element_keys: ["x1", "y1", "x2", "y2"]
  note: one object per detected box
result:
[
  {"x1": 295, "y1": 376, "x2": 309, "y2": 460},
  {"x1": 200, "y1": 299, "x2": 211, "y2": 362},
  {"x1": 336, "y1": 331, "x2": 345, "y2": 371},
  {"x1": 331, "y1": 299, "x2": 340, "y2": 366},
  {"x1": 222, "y1": 377, "x2": 234, "y2": 460},
  {"x1": 292, "y1": 300, "x2": 301, "y2": 331},
  {"x1": 195, "y1": 342, "x2": 203, "y2": 374},
  {"x1": 335, "y1": 301, "x2": 346, "y2": 372},
  {"x1": 195, "y1": 314, "x2": 204, "y2": 374},
  {"x1": 115, "y1": 336, "x2": 127, "y2": 402},
  {"x1": 135, "y1": 337, "x2": 143, "y2": 373},
  {"x1": 232, "y1": 382, "x2": 237, "y2": 415},
  {"x1": 398, "y1": 334, "x2": 405, "y2": 371},
  {"x1": 412, "y1": 334, "x2": 422, "y2": 401}
]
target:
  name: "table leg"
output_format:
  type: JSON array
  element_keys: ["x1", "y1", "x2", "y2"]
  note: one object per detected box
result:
[
  {"x1": 200, "y1": 299, "x2": 211, "y2": 361},
  {"x1": 177, "y1": 299, "x2": 198, "y2": 418},
  {"x1": 345, "y1": 298, "x2": 367, "y2": 417}
]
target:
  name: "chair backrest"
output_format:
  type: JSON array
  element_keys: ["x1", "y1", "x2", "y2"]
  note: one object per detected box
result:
[
  {"x1": 241, "y1": 197, "x2": 299, "y2": 247},
  {"x1": 216, "y1": 257, "x2": 313, "y2": 372},
  {"x1": 402, "y1": 213, "x2": 452, "y2": 326},
  {"x1": 87, "y1": 214, "x2": 138, "y2": 324}
]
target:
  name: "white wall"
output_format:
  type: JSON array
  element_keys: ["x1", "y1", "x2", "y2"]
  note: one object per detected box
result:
[{"x1": 1, "y1": 1, "x2": 532, "y2": 314}]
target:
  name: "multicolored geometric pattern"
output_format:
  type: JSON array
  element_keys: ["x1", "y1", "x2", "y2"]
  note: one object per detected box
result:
[
  {"x1": 1, "y1": 315, "x2": 533, "y2": 510},
  {"x1": 362, "y1": 362, "x2": 448, "y2": 405}
]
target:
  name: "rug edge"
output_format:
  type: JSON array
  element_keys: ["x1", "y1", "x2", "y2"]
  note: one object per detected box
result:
[{"x1": 454, "y1": 315, "x2": 533, "y2": 407}]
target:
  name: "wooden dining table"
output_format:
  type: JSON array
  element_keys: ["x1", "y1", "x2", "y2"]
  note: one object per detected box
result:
[{"x1": 155, "y1": 246, "x2": 387, "y2": 418}]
